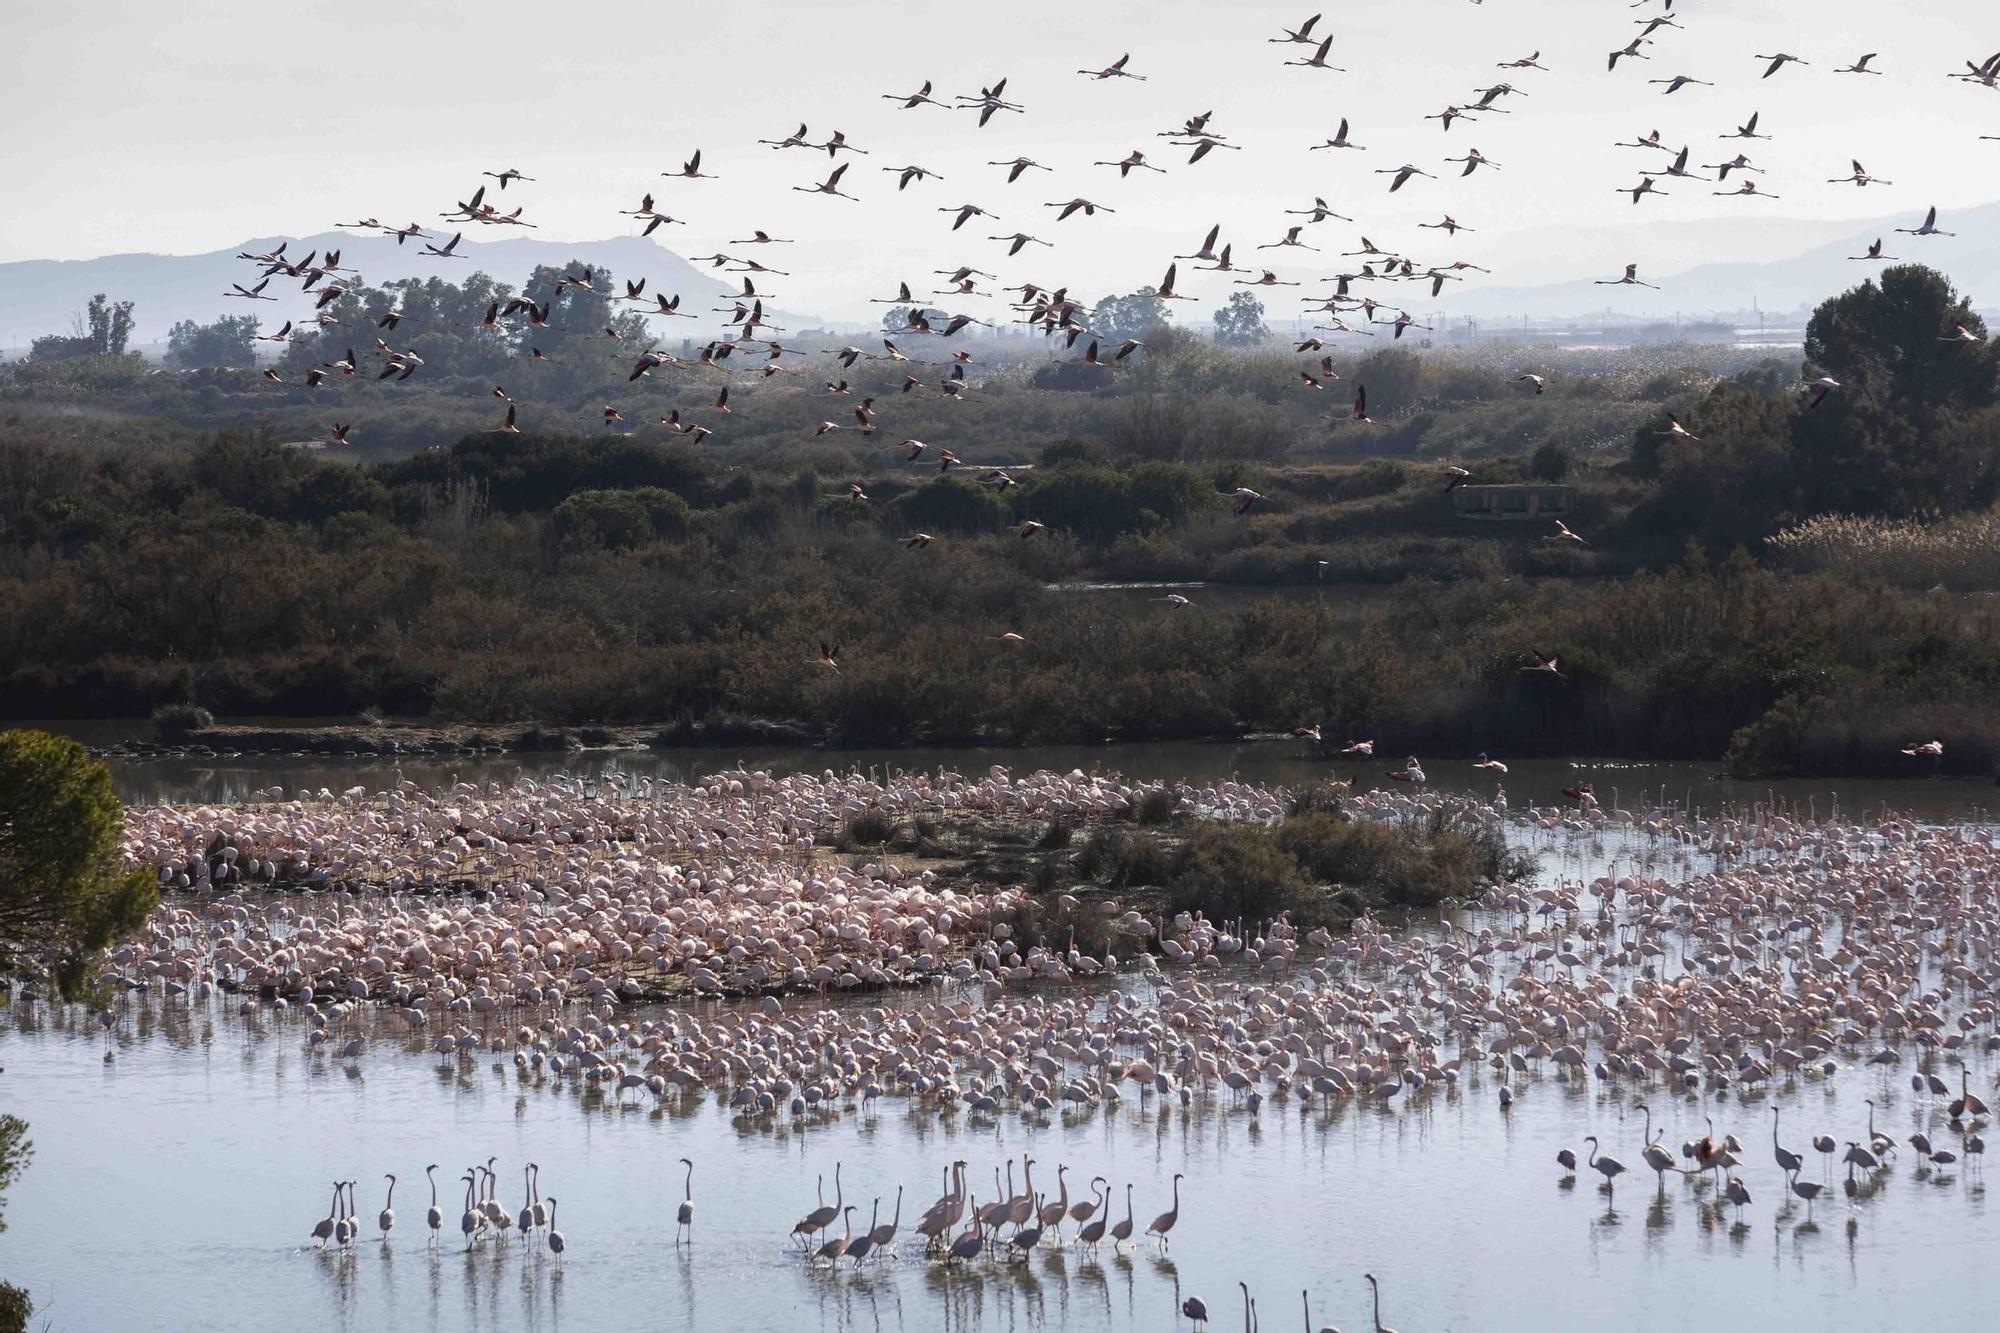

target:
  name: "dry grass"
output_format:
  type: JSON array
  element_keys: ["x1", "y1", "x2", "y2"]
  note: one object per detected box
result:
[{"x1": 1768, "y1": 510, "x2": 2000, "y2": 590}]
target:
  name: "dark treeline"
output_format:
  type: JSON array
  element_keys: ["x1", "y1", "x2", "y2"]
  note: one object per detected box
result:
[{"x1": 2, "y1": 267, "x2": 1999, "y2": 778}]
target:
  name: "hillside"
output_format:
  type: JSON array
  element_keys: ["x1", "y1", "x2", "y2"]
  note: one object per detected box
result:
[
  {"x1": 1439, "y1": 201, "x2": 2000, "y2": 323},
  {"x1": 0, "y1": 231, "x2": 808, "y2": 350}
]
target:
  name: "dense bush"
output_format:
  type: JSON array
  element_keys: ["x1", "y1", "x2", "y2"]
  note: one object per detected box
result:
[
  {"x1": 1071, "y1": 801, "x2": 1529, "y2": 927},
  {"x1": 837, "y1": 809, "x2": 897, "y2": 849},
  {"x1": 149, "y1": 703, "x2": 214, "y2": 741}
]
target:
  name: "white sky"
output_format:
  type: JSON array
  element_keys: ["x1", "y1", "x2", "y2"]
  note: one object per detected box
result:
[{"x1": 4, "y1": 0, "x2": 1996, "y2": 320}]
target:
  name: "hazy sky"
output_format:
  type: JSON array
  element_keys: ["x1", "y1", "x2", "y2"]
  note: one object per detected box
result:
[{"x1": 5, "y1": 0, "x2": 1997, "y2": 320}]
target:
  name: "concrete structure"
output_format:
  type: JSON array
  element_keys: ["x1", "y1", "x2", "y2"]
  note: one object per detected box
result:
[{"x1": 1451, "y1": 484, "x2": 1572, "y2": 520}]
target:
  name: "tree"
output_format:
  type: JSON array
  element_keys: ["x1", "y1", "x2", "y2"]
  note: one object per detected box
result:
[
  {"x1": 1092, "y1": 289, "x2": 1169, "y2": 343},
  {"x1": 284, "y1": 271, "x2": 521, "y2": 384},
  {"x1": 551, "y1": 487, "x2": 691, "y2": 549},
  {"x1": 1804, "y1": 265, "x2": 1997, "y2": 427},
  {"x1": 1528, "y1": 440, "x2": 1573, "y2": 481},
  {"x1": 1212, "y1": 291, "x2": 1269, "y2": 347},
  {"x1": 30, "y1": 294, "x2": 136, "y2": 362},
  {"x1": 88, "y1": 293, "x2": 136, "y2": 356},
  {"x1": 0, "y1": 1116, "x2": 29, "y2": 1236},
  {"x1": 891, "y1": 476, "x2": 1008, "y2": 534},
  {"x1": 0, "y1": 731, "x2": 158, "y2": 998},
  {"x1": 166, "y1": 314, "x2": 259, "y2": 368},
  {"x1": 1799, "y1": 266, "x2": 2000, "y2": 516},
  {"x1": 0, "y1": 1114, "x2": 31, "y2": 1333}
]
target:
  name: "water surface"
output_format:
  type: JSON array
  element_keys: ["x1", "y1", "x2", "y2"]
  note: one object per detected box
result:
[
  {"x1": 1, "y1": 981, "x2": 1989, "y2": 1333},
  {"x1": 2, "y1": 744, "x2": 1994, "y2": 1329}
]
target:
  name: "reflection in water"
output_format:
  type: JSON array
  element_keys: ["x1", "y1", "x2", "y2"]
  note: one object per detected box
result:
[{"x1": 1644, "y1": 1192, "x2": 1673, "y2": 1238}]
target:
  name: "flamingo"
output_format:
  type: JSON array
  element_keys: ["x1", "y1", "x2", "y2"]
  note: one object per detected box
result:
[
  {"x1": 1147, "y1": 1174, "x2": 1183, "y2": 1249},
  {"x1": 1269, "y1": 12, "x2": 1322, "y2": 44},
  {"x1": 1375, "y1": 164, "x2": 1434, "y2": 192},
  {"x1": 1038, "y1": 1167, "x2": 1071, "y2": 1241},
  {"x1": 424, "y1": 1165, "x2": 443, "y2": 1245},
  {"x1": 1865, "y1": 1099, "x2": 1896, "y2": 1157},
  {"x1": 1110, "y1": 1183, "x2": 1136, "y2": 1248},
  {"x1": 1634, "y1": 1104, "x2": 1677, "y2": 1187},
  {"x1": 846, "y1": 1199, "x2": 880, "y2": 1265},
  {"x1": 675, "y1": 1158, "x2": 693, "y2": 1246},
  {"x1": 794, "y1": 1161, "x2": 841, "y2": 1246},
  {"x1": 1364, "y1": 1273, "x2": 1398, "y2": 1333},
  {"x1": 947, "y1": 1197, "x2": 984, "y2": 1263},
  {"x1": 1585, "y1": 1135, "x2": 1626, "y2": 1195},
  {"x1": 1285, "y1": 36, "x2": 1345, "y2": 72},
  {"x1": 1951, "y1": 1068, "x2": 1991, "y2": 1119},
  {"x1": 1551, "y1": 520, "x2": 1590, "y2": 546},
  {"x1": 457, "y1": 1173, "x2": 483, "y2": 1248},
  {"x1": 1895, "y1": 206, "x2": 1954, "y2": 237},
  {"x1": 794, "y1": 164, "x2": 858, "y2": 201},
  {"x1": 1596, "y1": 262, "x2": 1659, "y2": 289},
  {"x1": 1772, "y1": 1108, "x2": 1803, "y2": 1179},
  {"x1": 311, "y1": 1182, "x2": 339, "y2": 1248},
  {"x1": 545, "y1": 1197, "x2": 565, "y2": 1264},
  {"x1": 869, "y1": 1185, "x2": 902, "y2": 1255},
  {"x1": 1079, "y1": 53, "x2": 1145, "y2": 81}
]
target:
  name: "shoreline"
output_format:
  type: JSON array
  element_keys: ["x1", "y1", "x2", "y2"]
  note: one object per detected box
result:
[{"x1": 46, "y1": 720, "x2": 1992, "y2": 784}]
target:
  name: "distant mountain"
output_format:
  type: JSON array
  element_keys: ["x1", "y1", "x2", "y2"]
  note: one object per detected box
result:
[
  {"x1": 0, "y1": 232, "x2": 805, "y2": 351},
  {"x1": 1438, "y1": 201, "x2": 2000, "y2": 324}
]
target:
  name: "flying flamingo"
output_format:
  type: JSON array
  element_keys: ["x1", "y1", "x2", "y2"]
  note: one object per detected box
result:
[
  {"x1": 1597, "y1": 262, "x2": 1659, "y2": 289},
  {"x1": 1896, "y1": 206, "x2": 1954, "y2": 237}
]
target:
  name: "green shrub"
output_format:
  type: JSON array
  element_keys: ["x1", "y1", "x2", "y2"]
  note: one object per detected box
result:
[
  {"x1": 1160, "y1": 822, "x2": 1309, "y2": 924},
  {"x1": 1126, "y1": 787, "x2": 1181, "y2": 826},
  {"x1": 838, "y1": 809, "x2": 896, "y2": 849},
  {"x1": 150, "y1": 703, "x2": 214, "y2": 740}
]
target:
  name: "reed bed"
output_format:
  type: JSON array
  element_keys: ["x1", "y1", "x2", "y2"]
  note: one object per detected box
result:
[{"x1": 1768, "y1": 510, "x2": 2000, "y2": 591}]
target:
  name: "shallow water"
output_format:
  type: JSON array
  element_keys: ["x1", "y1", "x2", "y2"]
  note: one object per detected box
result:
[
  {"x1": 3, "y1": 747, "x2": 1994, "y2": 1329},
  {"x1": 1, "y1": 982, "x2": 1991, "y2": 1333}
]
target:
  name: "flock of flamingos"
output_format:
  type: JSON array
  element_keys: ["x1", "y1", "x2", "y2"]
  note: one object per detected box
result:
[
  {"x1": 219, "y1": 5, "x2": 1995, "y2": 457},
  {"x1": 96, "y1": 753, "x2": 1999, "y2": 1327}
]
